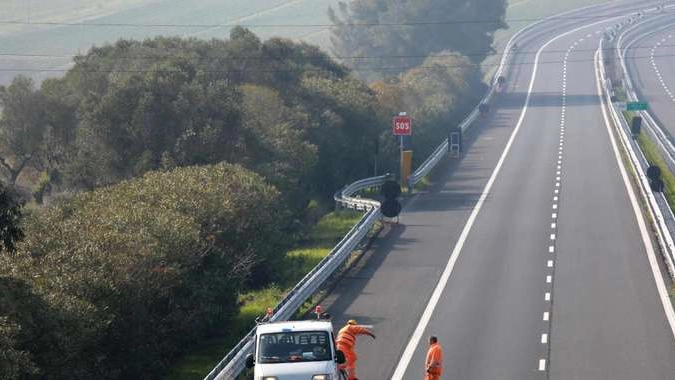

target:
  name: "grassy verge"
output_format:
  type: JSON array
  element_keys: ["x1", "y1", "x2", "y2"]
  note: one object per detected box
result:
[
  {"x1": 620, "y1": 109, "x2": 675, "y2": 209},
  {"x1": 413, "y1": 176, "x2": 432, "y2": 192},
  {"x1": 167, "y1": 209, "x2": 365, "y2": 380},
  {"x1": 635, "y1": 132, "x2": 675, "y2": 208},
  {"x1": 621, "y1": 112, "x2": 675, "y2": 296}
]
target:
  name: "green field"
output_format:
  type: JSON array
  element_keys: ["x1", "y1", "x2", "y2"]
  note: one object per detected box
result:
[{"x1": 0, "y1": 0, "x2": 148, "y2": 35}]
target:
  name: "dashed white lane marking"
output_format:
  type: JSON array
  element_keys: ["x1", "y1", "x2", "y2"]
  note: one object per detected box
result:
[
  {"x1": 650, "y1": 40, "x2": 674, "y2": 100},
  {"x1": 390, "y1": 19, "x2": 585, "y2": 377},
  {"x1": 541, "y1": 29, "x2": 586, "y2": 375}
]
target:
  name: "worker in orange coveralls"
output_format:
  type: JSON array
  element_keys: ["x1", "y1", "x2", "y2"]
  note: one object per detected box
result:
[
  {"x1": 336, "y1": 319, "x2": 375, "y2": 380},
  {"x1": 425, "y1": 335, "x2": 443, "y2": 380}
]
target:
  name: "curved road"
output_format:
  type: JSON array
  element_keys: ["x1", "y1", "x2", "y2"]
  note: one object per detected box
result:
[
  {"x1": 622, "y1": 11, "x2": 675, "y2": 142},
  {"x1": 322, "y1": 2, "x2": 675, "y2": 379}
]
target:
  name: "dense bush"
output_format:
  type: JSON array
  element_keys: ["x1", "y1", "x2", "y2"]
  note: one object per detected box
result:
[
  {"x1": 0, "y1": 20, "x2": 495, "y2": 379},
  {"x1": 0, "y1": 163, "x2": 292, "y2": 379},
  {"x1": 0, "y1": 28, "x2": 388, "y2": 209}
]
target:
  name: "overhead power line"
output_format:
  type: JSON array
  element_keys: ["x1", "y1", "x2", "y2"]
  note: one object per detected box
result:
[
  {"x1": 0, "y1": 43, "x2": 661, "y2": 63},
  {"x1": 0, "y1": 11, "x2": 652, "y2": 29},
  {"x1": 0, "y1": 52, "x2": 667, "y2": 75}
]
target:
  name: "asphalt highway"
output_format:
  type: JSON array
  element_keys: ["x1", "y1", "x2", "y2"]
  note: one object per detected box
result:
[
  {"x1": 621, "y1": 11, "x2": 675, "y2": 142},
  {"x1": 322, "y1": 2, "x2": 675, "y2": 379}
]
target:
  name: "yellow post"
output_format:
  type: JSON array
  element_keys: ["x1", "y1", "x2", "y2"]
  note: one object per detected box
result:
[{"x1": 401, "y1": 150, "x2": 413, "y2": 191}]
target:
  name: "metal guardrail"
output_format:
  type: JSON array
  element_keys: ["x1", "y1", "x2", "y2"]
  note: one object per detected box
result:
[
  {"x1": 205, "y1": 175, "x2": 386, "y2": 380},
  {"x1": 599, "y1": 37, "x2": 675, "y2": 278},
  {"x1": 617, "y1": 11, "x2": 675, "y2": 173},
  {"x1": 206, "y1": 5, "x2": 627, "y2": 378},
  {"x1": 334, "y1": 174, "x2": 389, "y2": 211},
  {"x1": 206, "y1": 11, "x2": 555, "y2": 379}
]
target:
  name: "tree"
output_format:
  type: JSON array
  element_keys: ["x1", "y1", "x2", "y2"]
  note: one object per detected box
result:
[
  {"x1": 0, "y1": 317, "x2": 37, "y2": 379},
  {"x1": 0, "y1": 162, "x2": 292, "y2": 379},
  {"x1": 0, "y1": 76, "x2": 47, "y2": 184},
  {"x1": 239, "y1": 84, "x2": 318, "y2": 213},
  {"x1": 0, "y1": 182, "x2": 23, "y2": 254},
  {"x1": 329, "y1": 0, "x2": 508, "y2": 78}
]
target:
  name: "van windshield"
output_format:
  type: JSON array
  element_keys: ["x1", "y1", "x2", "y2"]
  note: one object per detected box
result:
[{"x1": 258, "y1": 331, "x2": 332, "y2": 364}]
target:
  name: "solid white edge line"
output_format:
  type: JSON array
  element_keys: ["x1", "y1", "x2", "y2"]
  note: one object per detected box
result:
[
  {"x1": 390, "y1": 33, "x2": 538, "y2": 377},
  {"x1": 391, "y1": 14, "x2": 630, "y2": 380},
  {"x1": 594, "y1": 47, "x2": 675, "y2": 338}
]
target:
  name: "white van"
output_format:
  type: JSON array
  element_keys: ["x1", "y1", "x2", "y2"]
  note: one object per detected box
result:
[{"x1": 245, "y1": 320, "x2": 346, "y2": 380}]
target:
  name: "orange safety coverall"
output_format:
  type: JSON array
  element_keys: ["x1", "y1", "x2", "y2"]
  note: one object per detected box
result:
[
  {"x1": 425, "y1": 342, "x2": 443, "y2": 380},
  {"x1": 336, "y1": 324, "x2": 373, "y2": 380}
]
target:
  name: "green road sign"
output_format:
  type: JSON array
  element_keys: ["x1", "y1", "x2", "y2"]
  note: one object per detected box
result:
[{"x1": 626, "y1": 101, "x2": 648, "y2": 111}]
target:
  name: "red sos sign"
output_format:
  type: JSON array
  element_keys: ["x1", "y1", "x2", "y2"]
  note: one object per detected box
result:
[{"x1": 393, "y1": 115, "x2": 412, "y2": 136}]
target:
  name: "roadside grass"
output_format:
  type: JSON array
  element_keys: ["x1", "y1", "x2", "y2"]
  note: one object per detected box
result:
[
  {"x1": 620, "y1": 109, "x2": 675, "y2": 209},
  {"x1": 167, "y1": 209, "x2": 364, "y2": 380},
  {"x1": 618, "y1": 105, "x2": 675, "y2": 298},
  {"x1": 632, "y1": 124, "x2": 675, "y2": 300},
  {"x1": 614, "y1": 85, "x2": 628, "y2": 102},
  {"x1": 636, "y1": 132, "x2": 675, "y2": 209},
  {"x1": 413, "y1": 175, "x2": 432, "y2": 192}
]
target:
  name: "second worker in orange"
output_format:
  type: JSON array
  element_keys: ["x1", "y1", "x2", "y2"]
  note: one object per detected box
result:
[{"x1": 336, "y1": 319, "x2": 375, "y2": 380}]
